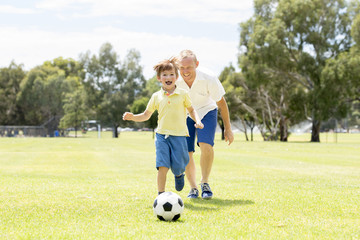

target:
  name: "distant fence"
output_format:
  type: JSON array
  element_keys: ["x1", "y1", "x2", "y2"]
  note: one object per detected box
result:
[
  {"x1": 0, "y1": 116, "x2": 63, "y2": 137},
  {"x1": 0, "y1": 126, "x2": 46, "y2": 137}
]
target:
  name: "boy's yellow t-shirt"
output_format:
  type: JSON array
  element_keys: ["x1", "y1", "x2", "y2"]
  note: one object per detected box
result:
[{"x1": 146, "y1": 87, "x2": 192, "y2": 136}]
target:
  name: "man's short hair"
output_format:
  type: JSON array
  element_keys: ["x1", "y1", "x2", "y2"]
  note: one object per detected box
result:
[{"x1": 177, "y1": 50, "x2": 198, "y2": 63}]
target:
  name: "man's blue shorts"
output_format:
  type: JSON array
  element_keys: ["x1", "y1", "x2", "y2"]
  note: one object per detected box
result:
[
  {"x1": 155, "y1": 133, "x2": 189, "y2": 176},
  {"x1": 186, "y1": 108, "x2": 218, "y2": 152}
]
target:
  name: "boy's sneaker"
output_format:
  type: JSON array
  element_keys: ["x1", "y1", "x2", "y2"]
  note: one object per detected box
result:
[
  {"x1": 187, "y1": 188, "x2": 199, "y2": 199},
  {"x1": 175, "y1": 173, "x2": 185, "y2": 191},
  {"x1": 201, "y1": 183, "x2": 213, "y2": 199}
]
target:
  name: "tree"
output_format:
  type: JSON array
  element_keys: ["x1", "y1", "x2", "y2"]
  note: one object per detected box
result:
[
  {"x1": 239, "y1": 0, "x2": 354, "y2": 142},
  {"x1": 0, "y1": 62, "x2": 26, "y2": 125},
  {"x1": 145, "y1": 75, "x2": 161, "y2": 94},
  {"x1": 220, "y1": 63, "x2": 290, "y2": 141},
  {"x1": 80, "y1": 43, "x2": 145, "y2": 137},
  {"x1": 59, "y1": 88, "x2": 87, "y2": 137},
  {"x1": 44, "y1": 57, "x2": 85, "y2": 79},
  {"x1": 219, "y1": 64, "x2": 250, "y2": 141},
  {"x1": 320, "y1": 4, "x2": 360, "y2": 127},
  {"x1": 130, "y1": 97, "x2": 158, "y2": 138},
  {"x1": 126, "y1": 75, "x2": 160, "y2": 138},
  {"x1": 17, "y1": 61, "x2": 80, "y2": 129}
]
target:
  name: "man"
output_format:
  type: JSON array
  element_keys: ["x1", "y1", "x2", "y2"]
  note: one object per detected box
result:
[{"x1": 176, "y1": 50, "x2": 234, "y2": 199}]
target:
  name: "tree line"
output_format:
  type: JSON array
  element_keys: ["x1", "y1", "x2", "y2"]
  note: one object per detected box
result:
[
  {"x1": 221, "y1": 0, "x2": 360, "y2": 142},
  {"x1": 0, "y1": 43, "x2": 150, "y2": 138},
  {"x1": 0, "y1": 0, "x2": 359, "y2": 142}
]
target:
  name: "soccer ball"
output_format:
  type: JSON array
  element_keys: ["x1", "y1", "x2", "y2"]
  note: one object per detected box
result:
[{"x1": 153, "y1": 192, "x2": 184, "y2": 221}]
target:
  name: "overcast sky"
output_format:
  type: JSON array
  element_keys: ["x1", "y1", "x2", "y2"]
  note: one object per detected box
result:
[{"x1": 0, "y1": 0, "x2": 253, "y2": 79}]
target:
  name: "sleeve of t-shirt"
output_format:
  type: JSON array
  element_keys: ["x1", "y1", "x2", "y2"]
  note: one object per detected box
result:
[
  {"x1": 183, "y1": 92, "x2": 192, "y2": 108},
  {"x1": 208, "y1": 76, "x2": 225, "y2": 102},
  {"x1": 146, "y1": 94, "x2": 156, "y2": 113}
]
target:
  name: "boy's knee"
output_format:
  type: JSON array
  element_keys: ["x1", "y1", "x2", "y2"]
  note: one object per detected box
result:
[{"x1": 158, "y1": 166, "x2": 169, "y2": 172}]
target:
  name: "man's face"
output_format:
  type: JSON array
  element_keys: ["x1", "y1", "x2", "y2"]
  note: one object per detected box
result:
[{"x1": 178, "y1": 57, "x2": 198, "y2": 83}]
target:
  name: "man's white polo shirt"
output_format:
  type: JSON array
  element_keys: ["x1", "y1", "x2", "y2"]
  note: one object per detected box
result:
[{"x1": 176, "y1": 67, "x2": 225, "y2": 120}]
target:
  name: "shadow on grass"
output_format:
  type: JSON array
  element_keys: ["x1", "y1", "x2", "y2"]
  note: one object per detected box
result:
[{"x1": 184, "y1": 198, "x2": 254, "y2": 211}]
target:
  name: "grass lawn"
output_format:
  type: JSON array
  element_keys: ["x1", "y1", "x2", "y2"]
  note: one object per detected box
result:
[{"x1": 0, "y1": 132, "x2": 359, "y2": 239}]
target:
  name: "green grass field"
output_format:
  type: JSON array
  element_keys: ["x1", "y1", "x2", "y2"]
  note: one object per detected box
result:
[{"x1": 0, "y1": 132, "x2": 359, "y2": 239}]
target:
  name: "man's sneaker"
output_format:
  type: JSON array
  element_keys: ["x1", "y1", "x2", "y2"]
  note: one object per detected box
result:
[
  {"x1": 175, "y1": 173, "x2": 185, "y2": 191},
  {"x1": 201, "y1": 183, "x2": 213, "y2": 199},
  {"x1": 187, "y1": 188, "x2": 199, "y2": 199}
]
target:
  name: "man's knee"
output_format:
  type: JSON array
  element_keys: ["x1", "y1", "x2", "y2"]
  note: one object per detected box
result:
[
  {"x1": 199, "y1": 142, "x2": 213, "y2": 153},
  {"x1": 199, "y1": 142, "x2": 212, "y2": 148}
]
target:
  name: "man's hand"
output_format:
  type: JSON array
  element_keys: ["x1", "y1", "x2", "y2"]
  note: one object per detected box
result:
[{"x1": 224, "y1": 129, "x2": 234, "y2": 145}]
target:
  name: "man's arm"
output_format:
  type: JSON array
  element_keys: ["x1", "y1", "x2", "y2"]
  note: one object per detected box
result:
[{"x1": 217, "y1": 97, "x2": 234, "y2": 145}]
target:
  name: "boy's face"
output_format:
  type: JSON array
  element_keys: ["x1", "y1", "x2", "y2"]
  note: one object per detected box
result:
[
  {"x1": 178, "y1": 57, "x2": 199, "y2": 83},
  {"x1": 157, "y1": 69, "x2": 178, "y2": 92}
]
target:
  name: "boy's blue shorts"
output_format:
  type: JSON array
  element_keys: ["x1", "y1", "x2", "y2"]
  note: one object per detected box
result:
[
  {"x1": 186, "y1": 108, "x2": 218, "y2": 152},
  {"x1": 155, "y1": 133, "x2": 189, "y2": 176}
]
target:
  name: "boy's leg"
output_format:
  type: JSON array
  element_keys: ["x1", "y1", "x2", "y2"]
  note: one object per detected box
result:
[
  {"x1": 168, "y1": 136, "x2": 189, "y2": 191},
  {"x1": 168, "y1": 136, "x2": 189, "y2": 176},
  {"x1": 155, "y1": 133, "x2": 171, "y2": 193},
  {"x1": 157, "y1": 167, "x2": 169, "y2": 193}
]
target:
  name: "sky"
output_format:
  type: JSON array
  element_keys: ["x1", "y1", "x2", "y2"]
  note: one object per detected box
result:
[{"x1": 0, "y1": 0, "x2": 254, "y2": 79}]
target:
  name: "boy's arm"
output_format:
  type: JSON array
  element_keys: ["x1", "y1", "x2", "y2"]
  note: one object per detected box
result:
[
  {"x1": 123, "y1": 110, "x2": 153, "y2": 122},
  {"x1": 187, "y1": 106, "x2": 204, "y2": 129}
]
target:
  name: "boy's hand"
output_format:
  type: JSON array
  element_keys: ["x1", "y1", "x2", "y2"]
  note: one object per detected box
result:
[
  {"x1": 122, "y1": 112, "x2": 134, "y2": 121},
  {"x1": 194, "y1": 121, "x2": 204, "y2": 129}
]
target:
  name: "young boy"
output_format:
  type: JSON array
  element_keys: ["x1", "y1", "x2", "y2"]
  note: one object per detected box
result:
[{"x1": 122, "y1": 58, "x2": 203, "y2": 195}]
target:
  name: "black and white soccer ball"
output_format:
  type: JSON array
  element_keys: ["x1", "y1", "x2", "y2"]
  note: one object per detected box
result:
[{"x1": 153, "y1": 192, "x2": 184, "y2": 221}]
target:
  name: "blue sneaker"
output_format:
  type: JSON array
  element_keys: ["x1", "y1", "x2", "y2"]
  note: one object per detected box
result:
[
  {"x1": 175, "y1": 173, "x2": 185, "y2": 191},
  {"x1": 187, "y1": 188, "x2": 199, "y2": 199},
  {"x1": 201, "y1": 183, "x2": 213, "y2": 199}
]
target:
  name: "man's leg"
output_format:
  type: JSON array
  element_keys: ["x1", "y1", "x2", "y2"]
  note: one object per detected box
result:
[
  {"x1": 186, "y1": 152, "x2": 200, "y2": 198},
  {"x1": 185, "y1": 151, "x2": 197, "y2": 189},
  {"x1": 196, "y1": 109, "x2": 217, "y2": 199},
  {"x1": 185, "y1": 117, "x2": 199, "y2": 198},
  {"x1": 199, "y1": 142, "x2": 214, "y2": 184}
]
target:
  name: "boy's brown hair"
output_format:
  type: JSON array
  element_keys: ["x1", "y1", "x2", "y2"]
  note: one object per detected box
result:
[{"x1": 153, "y1": 58, "x2": 179, "y2": 78}]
